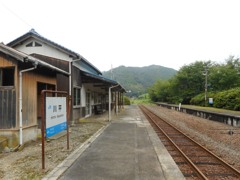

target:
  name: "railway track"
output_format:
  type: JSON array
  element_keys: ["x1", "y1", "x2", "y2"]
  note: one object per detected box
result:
[{"x1": 139, "y1": 105, "x2": 240, "y2": 180}]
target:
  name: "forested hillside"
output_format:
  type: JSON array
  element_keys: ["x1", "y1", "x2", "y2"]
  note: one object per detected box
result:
[
  {"x1": 148, "y1": 56, "x2": 240, "y2": 110},
  {"x1": 102, "y1": 65, "x2": 177, "y2": 97}
]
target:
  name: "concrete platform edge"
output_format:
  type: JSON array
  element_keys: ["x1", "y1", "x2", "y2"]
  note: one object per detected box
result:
[
  {"x1": 141, "y1": 110, "x2": 185, "y2": 180},
  {"x1": 42, "y1": 123, "x2": 110, "y2": 180}
]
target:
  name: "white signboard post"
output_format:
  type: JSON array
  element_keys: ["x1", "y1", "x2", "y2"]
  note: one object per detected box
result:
[
  {"x1": 46, "y1": 97, "x2": 67, "y2": 138},
  {"x1": 41, "y1": 90, "x2": 69, "y2": 170},
  {"x1": 209, "y1": 98, "x2": 213, "y2": 105}
]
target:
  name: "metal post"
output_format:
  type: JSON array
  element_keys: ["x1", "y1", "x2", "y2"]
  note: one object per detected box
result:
[
  {"x1": 69, "y1": 61, "x2": 72, "y2": 124},
  {"x1": 122, "y1": 92, "x2": 124, "y2": 109},
  {"x1": 108, "y1": 84, "x2": 119, "y2": 121},
  {"x1": 108, "y1": 87, "x2": 111, "y2": 122},
  {"x1": 41, "y1": 91, "x2": 45, "y2": 169},
  {"x1": 67, "y1": 95, "x2": 70, "y2": 150},
  {"x1": 69, "y1": 58, "x2": 81, "y2": 124},
  {"x1": 41, "y1": 90, "x2": 68, "y2": 169},
  {"x1": 204, "y1": 66, "x2": 208, "y2": 106},
  {"x1": 116, "y1": 92, "x2": 118, "y2": 112}
]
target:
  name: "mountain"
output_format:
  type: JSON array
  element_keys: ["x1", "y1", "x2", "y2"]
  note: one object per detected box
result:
[{"x1": 102, "y1": 65, "x2": 177, "y2": 97}]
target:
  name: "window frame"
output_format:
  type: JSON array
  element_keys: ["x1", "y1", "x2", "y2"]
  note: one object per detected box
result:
[
  {"x1": 35, "y1": 41, "x2": 42, "y2": 47},
  {"x1": 0, "y1": 67, "x2": 15, "y2": 87},
  {"x1": 73, "y1": 86, "x2": 81, "y2": 107},
  {"x1": 25, "y1": 41, "x2": 42, "y2": 47},
  {"x1": 26, "y1": 42, "x2": 33, "y2": 47}
]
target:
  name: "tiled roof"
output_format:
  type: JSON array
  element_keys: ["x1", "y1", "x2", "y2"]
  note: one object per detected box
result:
[
  {"x1": 31, "y1": 53, "x2": 69, "y2": 72},
  {"x1": 0, "y1": 43, "x2": 69, "y2": 75},
  {"x1": 8, "y1": 29, "x2": 79, "y2": 59},
  {"x1": 7, "y1": 29, "x2": 102, "y2": 74}
]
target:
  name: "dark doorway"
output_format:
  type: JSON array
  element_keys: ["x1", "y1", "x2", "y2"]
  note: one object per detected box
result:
[
  {"x1": 37, "y1": 82, "x2": 55, "y2": 128},
  {"x1": 0, "y1": 67, "x2": 15, "y2": 86}
]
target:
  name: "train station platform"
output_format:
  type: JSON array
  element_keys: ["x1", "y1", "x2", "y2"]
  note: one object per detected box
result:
[{"x1": 44, "y1": 105, "x2": 184, "y2": 180}]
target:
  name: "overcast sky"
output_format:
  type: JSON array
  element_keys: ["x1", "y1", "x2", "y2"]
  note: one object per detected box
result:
[{"x1": 0, "y1": 0, "x2": 240, "y2": 71}]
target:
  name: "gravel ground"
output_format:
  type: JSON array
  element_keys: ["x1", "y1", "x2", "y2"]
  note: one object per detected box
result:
[
  {"x1": 1, "y1": 105, "x2": 240, "y2": 179},
  {"x1": 146, "y1": 105, "x2": 240, "y2": 171},
  {"x1": 0, "y1": 113, "x2": 110, "y2": 180}
]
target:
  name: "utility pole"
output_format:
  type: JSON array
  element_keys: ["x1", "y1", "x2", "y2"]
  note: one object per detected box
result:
[
  {"x1": 111, "y1": 64, "x2": 114, "y2": 80},
  {"x1": 203, "y1": 65, "x2": 208, "y2": 106}
]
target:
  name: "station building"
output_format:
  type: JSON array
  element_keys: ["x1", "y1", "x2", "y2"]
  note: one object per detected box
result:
[
  {"x1": 0, "y1": 29, "x2": 125, "y2": 148},
  {"x1": 0, "y1": 43, "x2": 69, "y2": 147}
]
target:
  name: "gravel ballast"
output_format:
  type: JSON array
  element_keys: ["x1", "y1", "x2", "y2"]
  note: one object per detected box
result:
[
  {"x1": 147, "y1": 105, "x2": 240, "y2": 171},
  {"x1": 1, "y1": 105, "x2": 240, "y2": 179}
]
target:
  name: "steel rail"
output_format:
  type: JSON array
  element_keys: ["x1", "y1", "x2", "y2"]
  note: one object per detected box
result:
[
  {"x1": 139, "y1": 105, "x2": 240, "y2": 179},
  {"x1": 140, "y1": 105, "x2": 207, "y2": 179}
]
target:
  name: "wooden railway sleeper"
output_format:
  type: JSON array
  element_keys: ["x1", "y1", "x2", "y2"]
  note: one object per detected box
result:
[
  {"x1": 140, "y1": 105, "x2": 208, "y2": 180},
  {"x1": 140, "y1": 105, "x2": 240, "y2": 179}
]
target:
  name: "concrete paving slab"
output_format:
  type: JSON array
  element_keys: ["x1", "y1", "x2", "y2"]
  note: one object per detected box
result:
[
  {"x1": 44, "y1": 105, "x2": 185, "y2": 180},
  {"x1": 60, "y1": 122, "x2": 165, "y2": 180}
]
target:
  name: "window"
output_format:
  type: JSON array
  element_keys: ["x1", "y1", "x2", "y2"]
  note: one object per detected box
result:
[
  {"x1": 98, "y1": 94, "x2": 101, "y2": 104},
  {"x1": 26, "y1": 42, "x2": 33, "y2": 47},
  {"x1": 35, "y1": 42, "x2": 42, "y2": 47},
  {"x1": 73, "y1": 87, "x2": 81, "y2": 106},
  {"x1": 26, "y1": 41, "x2": 42, "y2": 47},
  {"x1": 0, "y1": 67, "x2": 14, "y2": 86},
  {"x1": 94, "y1": 92, "x2": 97, "y2": 104}
]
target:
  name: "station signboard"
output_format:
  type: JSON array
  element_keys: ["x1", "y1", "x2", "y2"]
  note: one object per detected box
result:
[
  {"x1": 46, "y1": 97, "x2": 67, "y2": 138},
  {"x1": 209, "y1": 98, "x2": 213, "y2": 105}
]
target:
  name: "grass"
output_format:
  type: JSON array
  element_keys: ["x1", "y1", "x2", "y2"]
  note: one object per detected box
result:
[
  {"x1": 131, "y1": 99, "x2": 153, "y2": 105},
  {"x1": 130, "y1": 93, "x2": 154, "y2": 105},
  {"x1": 131, "y1": 98, "x2": 153, "y2": 105}
]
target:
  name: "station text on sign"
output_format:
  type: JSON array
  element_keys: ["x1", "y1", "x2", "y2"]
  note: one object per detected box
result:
[{"x1": 46, "y1": 97, "x2": 67, "y2": 138}]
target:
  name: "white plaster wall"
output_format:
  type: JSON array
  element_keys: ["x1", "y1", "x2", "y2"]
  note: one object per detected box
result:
[
  {"x1": 23, "y1": 127, "x2": 38, "y2": 144},
  {"x1": 14, "y1": 38, "x2": 73, "y2": 61}
]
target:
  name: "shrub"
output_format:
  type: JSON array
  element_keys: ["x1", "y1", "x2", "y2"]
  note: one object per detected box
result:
[
  {"x1": 124, "y1": 96, "x2": 131, "y2": 105},
  {"x1": 213, "y1": 88, "x2": 240, "y2": 110},
  {"x1": 190, "y1": 92, "x2": 216, "y2": 107}
]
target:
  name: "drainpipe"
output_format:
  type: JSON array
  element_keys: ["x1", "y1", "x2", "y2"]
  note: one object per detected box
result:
[
  {"x1": 69, "y1": 58, "x2": 81, "y2": 124},
  {"x1": 19, "y1": 63, "x2": 37, "y2": 146},
  {"x1": 108, "y1": 84, "x2": 119, "y2": 121},
  {"x1": 69, "y1": 58, "x2": 81, "y2": 94},
  {"x1": 69, "y1": 61, "x2": 72, "y2": 98}
]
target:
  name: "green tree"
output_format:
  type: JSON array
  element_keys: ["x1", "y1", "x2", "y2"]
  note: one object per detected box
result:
[
  {"x1": 168, "y1": 61, "x2": 212, "y2": 104},
  {"x1": 148, "y1": 57, "x2": 240, "y2": 106},
  {"x1": 148, "y1": 80, "x2": 170, "y2": 102},
  {"x1": 209, "y1": 56, "x2": 240, "y2": 91}
]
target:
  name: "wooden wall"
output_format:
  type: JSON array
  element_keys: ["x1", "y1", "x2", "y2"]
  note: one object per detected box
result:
[
  {"x1": 0, "y1": 53, "x2": 57, "y2": 129},
  {"x1": 22, "y1": 71, "x2": 56, "y2": 128},
  {"x1": 0, "y1": 55, "x2": 18, "y2": 129}
]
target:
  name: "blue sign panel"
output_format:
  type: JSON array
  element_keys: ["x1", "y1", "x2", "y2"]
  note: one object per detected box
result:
[
  {"x1": 46, "y1": 121, "x2": 67, "y2": 138},
  {"x1": 46, "y1": 97, "x2": 67, "y2": 138}
]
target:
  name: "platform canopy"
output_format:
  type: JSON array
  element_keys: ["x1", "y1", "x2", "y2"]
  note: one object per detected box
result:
[{"x1": 81, "y1": 70, "x2": 125, "y2": 93}]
